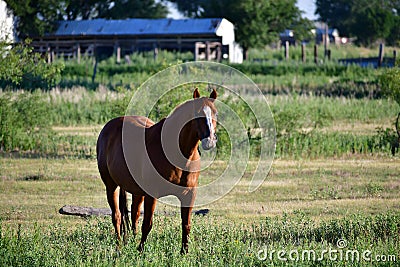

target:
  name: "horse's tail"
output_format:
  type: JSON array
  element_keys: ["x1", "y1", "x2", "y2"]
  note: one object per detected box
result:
[{"x1": 119, "y1": 189, "x2": 131, "y2": 236}]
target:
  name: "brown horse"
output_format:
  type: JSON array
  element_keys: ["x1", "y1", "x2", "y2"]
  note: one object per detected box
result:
[{"x1": 96, "y1": 88, "x2": 218, "y2": 253}]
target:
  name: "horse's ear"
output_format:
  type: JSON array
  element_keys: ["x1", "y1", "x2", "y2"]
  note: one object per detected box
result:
[
  {"x1": 209, "y1": 89, "x2": 217, "y2": 100},
  {"x1": 193, "y1": 88, "x2": 200, "y2": 99}
]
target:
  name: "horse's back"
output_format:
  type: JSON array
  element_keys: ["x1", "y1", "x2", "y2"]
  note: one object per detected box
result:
[
  {"x1": 96, "y1": 116, "x2": 154, "y2": 193},
  {"x1": 97, "y1": 115, "x2": 154, "y2": 152}
]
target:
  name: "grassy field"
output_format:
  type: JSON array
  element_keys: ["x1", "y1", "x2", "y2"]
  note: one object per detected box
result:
[
  {"x1": 1, "y1": 155, "x2": 399, "y2": 266},
  {"x1": 1, "y1": 87, "x2": 397, "y2": 158},
  {"x1": 1, "y1": 46, "x2": 400, "y2": 265},
  {"x1": 1, "y1": 95, "x2": 399, "y2": 266},
  {"x1": 1, "y1": 156, "x2": 399, "y2": 223}
]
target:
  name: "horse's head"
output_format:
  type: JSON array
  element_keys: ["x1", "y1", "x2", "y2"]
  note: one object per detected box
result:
[{"x1": 192, "y1": 88, "x2": 218, "y2": 150}]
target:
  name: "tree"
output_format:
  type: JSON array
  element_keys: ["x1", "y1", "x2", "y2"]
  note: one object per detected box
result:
[
  {"x1": 0, "y1": 39, "x2": 63, "y2": 89},
  {"x1": 62, "y1": 0, "x2": 168, "y2": 20},
  {"x1": 352, "y1": 1, "x2": 394, "y2": 46},
  {"x1": 315, "y1": 0, "x2": 353, "y2": 37},
  {"x1": 170, "y1": 0, "x2": 309, "y2": 59},
  {"x1": 5, "y1": 0, "x2": 168, "y2": 39},
  {"x1": 101, "y1": 0, "x2": 168, "y2": 19},
  {"x1": 4, "y1": 0, "x2": 62, "y2": 38},
  {"x1": 63, "y1": 0, "x2": 111, "y2": 20},
  {"x1": 316, "y1": 0, "x2": 399, "y2": 46},
  {"x1": 385, "y1": 0, "x2": 400, "y2": 46},
  {"x1": 387, "y1": 15, "x2": 400, "y2": 46},
  {"x1": 290, "y1": 16, "x2": 314, "y2": 43}
]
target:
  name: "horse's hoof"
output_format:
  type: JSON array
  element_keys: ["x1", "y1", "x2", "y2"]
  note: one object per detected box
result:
[
  {"x1": 180, "y1": 246, "x2": 188, "y2": 254},
  {"x1": 115, "y1": 240, "x2": 122, "y2": 251},
  {"x1": 123, "y1": 235, "x2": 130, "y2": 245},
  {"x1": 115, "y1": 248, "x2": 121, "y2": 258},
  {"x1": 137, "y1": 243, "x2": 144, "y2": 253}
]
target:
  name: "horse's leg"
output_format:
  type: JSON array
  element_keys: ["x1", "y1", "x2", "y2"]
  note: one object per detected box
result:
[
  {"x1": 131, "y1": 195, "x2": 144, "y2": 234},
  {"x1": 98, "y1": 154, "x2": 123, "y2": 244},
  {"x1": 137, "y1": 196, "x2": 157, "y2": 252},
  {"x1": 119, "y1": 189, "x2": 131, "y2": 242},
  {"x1": 106, "y1": 186, "x2": 122, "y2": 243},
  {"x1": 180, "y1": 206, "x2": 193, "y2": 254}
]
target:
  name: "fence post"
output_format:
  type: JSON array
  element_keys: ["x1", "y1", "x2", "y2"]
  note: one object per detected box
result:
[
  {"x1": 116, "y1": 45, "x2": 121, "y2": 64},
  {"x1": 47, "y1": 46, "x2": 51, "y2": 64},
  {"x1": 206, "y1": 41, "x2": 211, "y2": 61},
  {"x1": 194, "y1": 42, "x2": 200, "y2": 61},
  {"x1": 92, "y1": 46, "x2": 97, "y2": 83},
  {"x1": 314, "y1": 44, "x2": 318, "y2": 64},
  {"x1": 378, "y1": 43, "x2": 384, "y2": 67},
  {"x1": 393, "y1": 50, "x2": 397, "y2": 66},
  {"x1": 324, "y1": 24, "x2": 329, "y2": 58},
  {"x1": 284, "y1": 41, "x2": 289, "y2": 60},
  {"x1": 153, "y1": 46, "x2": 158, "y2": 61},
  {"x1": 301, "y1": 43, "x2": 306, "y2": 63},
  {"x1": 92, "y1": 59, "x2": 98, "y2": 83},
  {"x1": 77, "y1": 43, "x2": 81, "y2": 64}
]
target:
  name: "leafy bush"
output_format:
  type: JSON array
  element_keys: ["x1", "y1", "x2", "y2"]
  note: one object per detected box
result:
[
  {"x1": 379, "y1": 64, "x2": 400, "y2": 107},
  {"x1": 0, "y1": 92, "x2": 54, "y2": 152},
  {"x1": 0, "y1": 40, "x2": 64, "y2": 90}
]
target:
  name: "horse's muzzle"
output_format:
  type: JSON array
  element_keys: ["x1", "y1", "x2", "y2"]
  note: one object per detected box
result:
[{"x1": 201, "y1": 134, "x2": 217, "y2": 150}]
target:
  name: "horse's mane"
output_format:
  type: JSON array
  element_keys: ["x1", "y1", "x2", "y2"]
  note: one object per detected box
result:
[
  {"x1": 167, "y1": 97, "x2": 215, "y2": 120},
  {"x1": 167, "y1": 98, "x2": 195, "y2": 119},
  {"x1": 146, "y1": 118, "x2": 166, "y2": 143},
  {"x1": 145, "y1": 96, "x2": 215, "y2": 143}
]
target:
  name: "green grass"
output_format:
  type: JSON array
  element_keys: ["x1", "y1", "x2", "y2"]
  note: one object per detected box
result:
[
  {"x1": 0, "y1": 213, "x2": 399, "y2": 266},
  {"x1": 2, "y1": 88, "x2": 398, "y2": 158},
  {"x1": 1, "y1": 157, "x2": 399, "y2": 223},
  {"x1": 1, "y1": 46, "x2": 400, "y2": 265},
  {"x1": 0, "y1": 157, "x2": 399, "y2": 266},
  {"x1": 53, "y1": 46, "x2": 391, "y2": 92}
]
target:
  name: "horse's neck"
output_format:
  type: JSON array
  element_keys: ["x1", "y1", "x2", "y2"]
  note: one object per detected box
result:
[
  {"x1": 178, "y1": 121, "x2": 199, "y2": 160},
  {"x1": 145, "y1": 118, "x2": 165, "y2": 141},
  {"x1": 164, "y1": 107, "x2": 199, "y2": 160}
]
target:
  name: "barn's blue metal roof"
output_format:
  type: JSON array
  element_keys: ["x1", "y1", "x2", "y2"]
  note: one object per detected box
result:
[{"x1": 54, "y1": 18, "x2": 224, "y2": 36}]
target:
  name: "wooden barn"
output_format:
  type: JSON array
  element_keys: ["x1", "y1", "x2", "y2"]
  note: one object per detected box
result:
[{"x1": 31, "y1": 18, "x2": 243, "y2": 63}]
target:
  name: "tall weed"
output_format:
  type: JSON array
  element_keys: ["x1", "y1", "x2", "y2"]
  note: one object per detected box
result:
[{"x1": 0, "y1": 92, "x2": 54, "y2": 152}]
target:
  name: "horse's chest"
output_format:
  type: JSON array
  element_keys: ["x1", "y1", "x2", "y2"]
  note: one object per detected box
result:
[
  {"x1": 146, "y1": 147, "x2": 199, "y2": 187},
  {"x1": 172, "y1": 170, "x2": 199, "y2": 187}
]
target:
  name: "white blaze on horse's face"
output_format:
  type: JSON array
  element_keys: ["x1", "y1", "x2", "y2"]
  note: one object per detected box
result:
[{"x1": 201, "y1": 105, "x2": 217, "y2": 150}]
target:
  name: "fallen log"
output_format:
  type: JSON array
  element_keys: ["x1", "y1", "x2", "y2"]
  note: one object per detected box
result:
[
  {"x1": 59, "y1": 205, "x2": 209, "y2": 217},
  {"x1": 59, "y1": 205, "x2": 111, "y2": 217}
]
